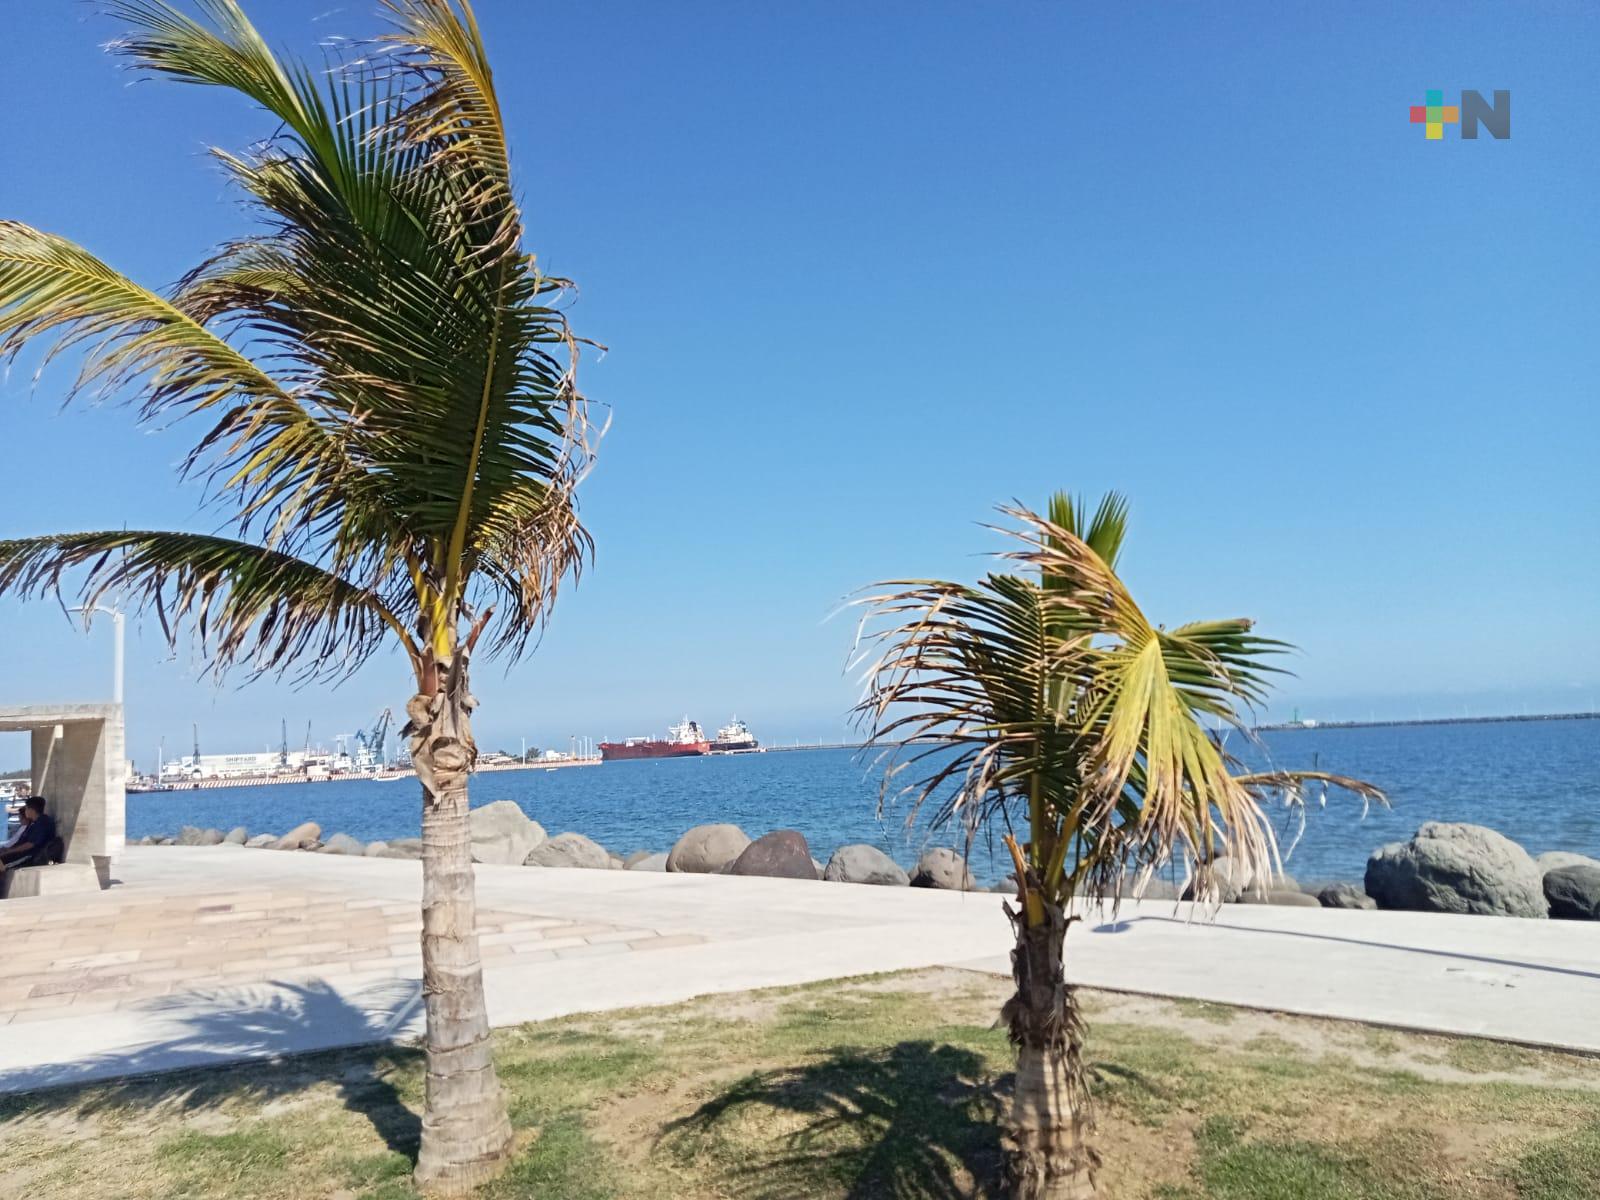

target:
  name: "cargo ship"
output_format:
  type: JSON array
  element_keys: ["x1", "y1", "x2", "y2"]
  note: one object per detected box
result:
[
  {"x1": 711, "y1": 716, "x2": 760, "y2": 753},
  {"x1": 600, "y1": 718, "x2": 710, "y2": 762}
]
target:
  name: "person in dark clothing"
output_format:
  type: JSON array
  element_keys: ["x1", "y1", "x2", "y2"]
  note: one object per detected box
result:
[{"x1": 0, "y1": 797, "x2": 57, "y2": 879}]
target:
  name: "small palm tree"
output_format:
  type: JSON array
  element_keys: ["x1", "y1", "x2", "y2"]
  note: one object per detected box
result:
[
  {"x1": 0, "y1": 1, "x2": 591, "y2": 1192},
  {"x1": 853, "y1": 493, "x2": 1381, "y2": 1199}
]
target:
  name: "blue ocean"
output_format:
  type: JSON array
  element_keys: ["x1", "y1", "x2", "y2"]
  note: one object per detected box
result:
[{"x1": 127, "y1": 718, "x2": 1600, "y2": 887}]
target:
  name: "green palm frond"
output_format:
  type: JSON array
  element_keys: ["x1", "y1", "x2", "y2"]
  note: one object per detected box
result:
[
  {"x1": 855, "y1": 495, "x2": 1385, "y2": 911},
  {"x1": 0, "y1": 531, "x2": 413, "y2": 680},
  {"x1": 1, "y1": 0, "x2": 595, "y2": 693},
  {"x1": 0, "y1": 221, "x2": 284, "y2": 414},
  {"x1": 380, "y1": 0, "x2": 515, "y2": 237}
]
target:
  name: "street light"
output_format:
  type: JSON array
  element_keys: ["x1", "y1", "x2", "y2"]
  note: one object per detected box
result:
[{"x1": 70, "y1": 605, "x2": 124, "y2": 705}]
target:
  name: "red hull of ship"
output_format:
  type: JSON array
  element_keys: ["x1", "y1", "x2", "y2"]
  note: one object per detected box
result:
[{"x1": 599, "y1": 740, "x2": 710, "y2": 761}]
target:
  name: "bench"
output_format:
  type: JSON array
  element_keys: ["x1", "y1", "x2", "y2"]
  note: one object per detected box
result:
[{"x1": 1, "y1": 836, "x2": 109, "y2": 899}]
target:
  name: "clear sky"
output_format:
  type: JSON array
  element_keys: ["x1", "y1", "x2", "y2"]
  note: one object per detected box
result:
[{"x1": 2, "y1": 1, "x2": 1597, "y2": 769}]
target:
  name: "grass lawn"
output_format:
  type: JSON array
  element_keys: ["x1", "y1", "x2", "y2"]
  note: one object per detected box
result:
[{"x1": 2, "y1": 968, "x2": 1598, "y2": 1199}]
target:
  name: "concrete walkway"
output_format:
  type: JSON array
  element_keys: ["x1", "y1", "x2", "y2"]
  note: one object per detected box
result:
[{"x1": 2, "y1": 846, "x2": 1597, "y2": 1092}]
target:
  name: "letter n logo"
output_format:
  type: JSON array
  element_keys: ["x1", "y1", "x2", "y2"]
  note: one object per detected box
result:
[{"x1": 1460, "y1": 90, "x2": 1511, "y2": 139}]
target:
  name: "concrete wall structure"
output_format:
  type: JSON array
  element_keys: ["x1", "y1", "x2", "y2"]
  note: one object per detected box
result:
[{"x1": 2, "y1": 703, "x2": 123, "y2": 895}]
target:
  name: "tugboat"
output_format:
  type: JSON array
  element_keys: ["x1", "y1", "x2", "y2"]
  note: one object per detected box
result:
[
  {"x1": 712, "y1": 716, "x2": 760, "y2": 753},
  {"x1": 599, "y1": 718, "x2": 711, "y2": 762}
]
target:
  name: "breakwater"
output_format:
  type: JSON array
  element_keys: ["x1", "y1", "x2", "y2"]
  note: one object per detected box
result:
[
  {"x1": 126, "y1": 718, "x2": 1600, "y2": 887},
  {"x1": 1256, "y1": 710, "x2": 1599, "y2": 732}
]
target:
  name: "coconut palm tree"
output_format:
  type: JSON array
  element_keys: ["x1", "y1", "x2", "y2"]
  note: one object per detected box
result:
[
  {"x1": 853, "y1": 493, "x2": 1381, "y2": 1199},
  {"x1": 0, "y1": 1, "x2": 592, "y2": 1192}
]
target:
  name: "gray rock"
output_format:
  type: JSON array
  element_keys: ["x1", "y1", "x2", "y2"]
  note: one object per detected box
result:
[
  {"x1": 729, "y1": 830, "x2": 816, "y2": 880},
  {"x1": 667, "y1": 823, "x2": 752, "y2": 874},
  {"x1": 177, "y1": 826, "x2": 225, "y2": 847},
  {"x1": 319, "y1": 832, "x2": 366, "y2": 856},
  {"x1": 380, "y1": 837, "x2": 423, "y2": 860},
  {"x1": 608, "y1": 852, "x2": 625, "y2": 870},
  {"x1": 302, "y1": 840, "x2": 324, "y2": 852},
  {"x1": 469, "y1": 800, "x2": 547, "y2": 866},
  {"x1": 274, "y1": 821, "x2": 322, "y2": 851},
  {"x1": 823, "y1": 844, "x2": 910, "y2": 887},
  {"x1": 628, "y1": 852, "x2": 669, "y2": 872},
  {"x1": 223, "y1": 826, "x2": 249, "y2": 845},
  {"x1": 526, "y1": 832, "x2": 611, "y2": 870},
  {"x1": 1182, "y1": 857, "x2": 1255, "y2": 903},
  {"x1": 812, "y1": 857, "x2": 826, "y2": 880},
  {"x1": 1536, "y1": 851, "x2": 1600, "y2": 877},
  {"x1": 1365, "y1": 823, "x2": 1547, "y2": 918},
  {"x1": 1317, "y1": 882, "x2": 1377, "y2": 910},
  {"x1": 245, "y1": 833, "x2": 277, "y2": 849},
  {"x1": 1544, "y1": 865, "x2": 1600, "y2": 920},
  {"x1": 365, "y1": 841, "x2": 390, "y2": 857},
  {"x1": 157, "y1": 836, "x2": 176, "y2": 846},
  {"x1": 1115, "y1": 876, "x2": 1180, "y2": 901},
  {"x1": 909, "y1": 848, "x2": 976, "y2": 891},
  {"x1": 1236, "y1": 889, "x2": 1321, "y2": 907},
  {"x1": 623, "y1": 849, "x2": 656, "y2": 868}
]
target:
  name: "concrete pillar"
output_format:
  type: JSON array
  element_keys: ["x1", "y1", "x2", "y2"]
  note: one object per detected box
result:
[{"x1": 28, "y1": 713, "x2": 124, "y2": 863}]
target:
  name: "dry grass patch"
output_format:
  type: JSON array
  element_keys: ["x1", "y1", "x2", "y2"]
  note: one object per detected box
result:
[{"x1": 1, "y1": 970, "x2": 1597, "y2": 1199}]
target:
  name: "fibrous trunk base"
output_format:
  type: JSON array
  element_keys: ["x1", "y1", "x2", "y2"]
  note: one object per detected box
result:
[{"x1": 1001, "y1": 896, "x2": 1100, "y2": 1199}]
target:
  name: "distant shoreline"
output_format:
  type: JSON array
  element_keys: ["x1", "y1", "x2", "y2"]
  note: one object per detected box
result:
[{"x1": 1255, "y1": 711, "x2": 1599, "y2": 733}]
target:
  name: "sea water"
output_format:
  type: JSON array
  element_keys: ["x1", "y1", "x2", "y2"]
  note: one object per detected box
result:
[{"x1": 127, "y1": 717, "x2": 1600, "y2": 886}]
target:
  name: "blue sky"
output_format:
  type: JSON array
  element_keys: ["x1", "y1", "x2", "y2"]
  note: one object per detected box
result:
[{"x1": 2, "y1": 1, "x2": 1597, "y2": 769}]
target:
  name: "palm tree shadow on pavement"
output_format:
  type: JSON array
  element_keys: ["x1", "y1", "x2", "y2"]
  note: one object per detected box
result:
[
  {"x1": 0, "y1": 979, "x2": 425, "y2": 1160},
  {"x1": 664, "y1": 1040, "x2": 1008, "y2": 1199}
]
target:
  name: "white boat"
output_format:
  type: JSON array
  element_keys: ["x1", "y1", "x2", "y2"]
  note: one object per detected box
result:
[{"x1": 712, "y1": 716, "x2": 760, "y2": 753}]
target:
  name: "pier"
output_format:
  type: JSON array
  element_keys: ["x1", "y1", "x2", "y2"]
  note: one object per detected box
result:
[{"x1": 1256, "y1": 710, "x2": 1600, "y2": 733}]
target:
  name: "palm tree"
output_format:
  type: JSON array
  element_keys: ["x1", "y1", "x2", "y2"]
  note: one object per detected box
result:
[
  {"x1": 0, "y1": 1, "x2": 592, "y2": 1192},
  {"x1": 853, "y1": 493, "x2": 1381, "y2": 1199}
]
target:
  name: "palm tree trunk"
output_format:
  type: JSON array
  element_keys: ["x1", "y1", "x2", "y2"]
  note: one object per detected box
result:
[
  {"x1": 1001, "y1": 897, "x2": 1099, "y2": 1199},
  {"x1": 408, "y1": 651, "x2": 514, "y2": 1195}
]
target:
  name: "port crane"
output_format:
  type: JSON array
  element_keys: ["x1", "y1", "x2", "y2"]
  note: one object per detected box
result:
[{"x1": 354, "y1": 708, "x2": 393, "y2": 770}]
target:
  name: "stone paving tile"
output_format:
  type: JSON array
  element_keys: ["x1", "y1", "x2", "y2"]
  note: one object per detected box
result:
[
  {"x1": 553, "y1": 942, "x2": 632, "y2": 960},
  {"x1": 628, "y1": 933, "x2": 708, "y2": 952},
  {"x1": 0, "y1": 888, "x2": 705, "y2": 1019}
]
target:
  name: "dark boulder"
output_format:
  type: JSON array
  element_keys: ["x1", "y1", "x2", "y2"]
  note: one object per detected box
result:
[
  {"x1": 1317, "y1": 882, "x2": 1376, "y2": 910},
  {"x1": 1544, "y1": 865, "x2": 1600, "y2": 920},
  {"x1": 729, "y1": 830, "x2": 816, "y2": 880}
]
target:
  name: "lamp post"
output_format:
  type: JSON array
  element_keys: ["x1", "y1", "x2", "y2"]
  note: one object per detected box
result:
[{"x1": 70, "y1": 605, "x2": 124, "y2": 705}]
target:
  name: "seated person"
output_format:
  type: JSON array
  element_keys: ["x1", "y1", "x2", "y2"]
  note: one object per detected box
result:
[{"x1": 0, "y1": 797, "x2": 57, "y2": 879}]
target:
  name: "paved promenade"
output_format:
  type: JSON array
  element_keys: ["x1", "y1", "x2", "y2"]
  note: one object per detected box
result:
[{"x1": 2, "y1": 846, "x2": 1597, "y2": 1092}]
